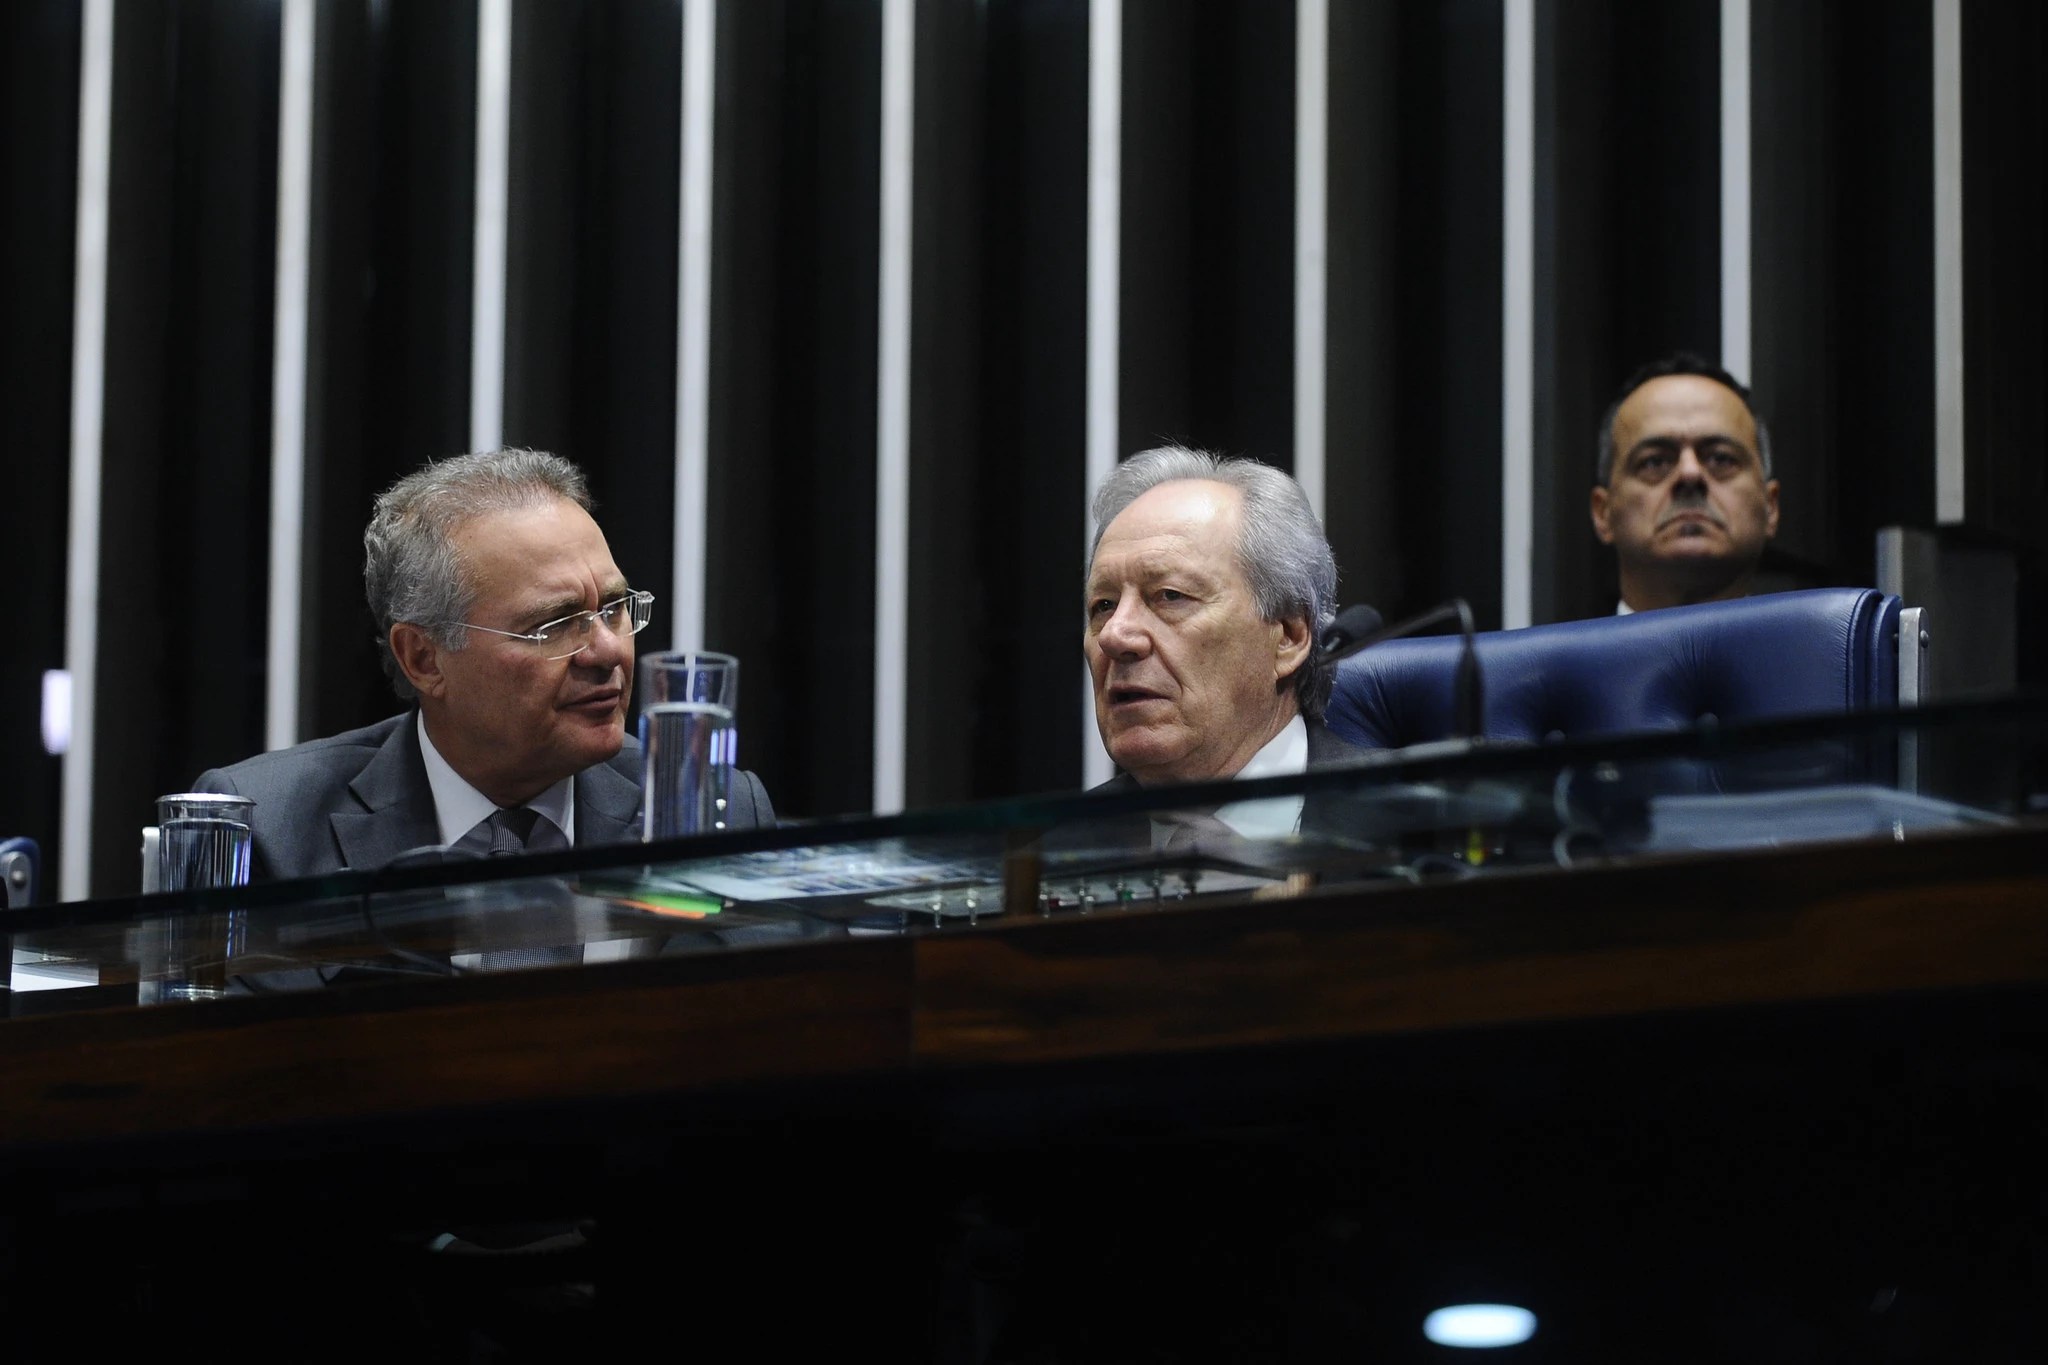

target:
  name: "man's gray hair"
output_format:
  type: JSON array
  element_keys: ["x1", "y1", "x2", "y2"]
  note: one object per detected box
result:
[
  {"x1": 1089, "y1": 445, "x2": 1339, "y2": 721},
  {"x1": 364, "y1": 448, "x2": 593, "y2": 700}
]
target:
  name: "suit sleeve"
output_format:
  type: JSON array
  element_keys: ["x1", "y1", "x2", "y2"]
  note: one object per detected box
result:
[
  {"x1": 736, "y1": 770, "x2": 777, "y2": 829},
  {"x1": 186, "y1": 768, "x2": 277, "y2": 881},
  {"x1": 191, "y1": 768, "x2": 244, "y2": 796}
]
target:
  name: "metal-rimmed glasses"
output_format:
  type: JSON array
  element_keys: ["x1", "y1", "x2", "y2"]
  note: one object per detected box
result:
[{"x1": 455, "y1": 589, "x2": 656, "y2": 660}]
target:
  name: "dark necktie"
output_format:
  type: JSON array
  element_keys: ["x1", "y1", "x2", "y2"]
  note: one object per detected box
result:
[
  {"x1": 485, "y1": 805, "x2": 540, "y2": 855},
  {"x1": 457, "y1": 807, "x2": 578, "y2": 968},
  {"x1": 1154, "y1": 807, "x2": 1239, "y2": 854},
  {"x1": 455, "y1": 805, "x2": 569, "y2": 858}
]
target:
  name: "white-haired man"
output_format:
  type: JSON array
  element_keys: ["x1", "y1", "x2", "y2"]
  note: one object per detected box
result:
[{"x1": 1085, "y1": 446, "x2": 1370, "y2": 834}]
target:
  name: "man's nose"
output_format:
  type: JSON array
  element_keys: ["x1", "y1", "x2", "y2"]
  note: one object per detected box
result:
[
  {"x1": 1673, "y1": 444, "x2": 1708, "y2": 482},
  {"x1": 575, "y1": 612, "x2": 630, "y2": 668},
  {"x1": 1096, "y1": 596, "x2": 1151, "y2": 656}
]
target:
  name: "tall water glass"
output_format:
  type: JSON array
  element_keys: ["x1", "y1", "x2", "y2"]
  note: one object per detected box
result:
[
  {"x1": 157, "y1": 793, "x2": 255, "y2": 891},
  {"x1": 639, "y1": 651, "x2": 740, "y2": 840},
  {"x1": 150, "y1": 792, "x2": 255, "y2": 1001}
]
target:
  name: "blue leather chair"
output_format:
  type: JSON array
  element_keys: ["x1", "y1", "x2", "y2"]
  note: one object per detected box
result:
[{"x1": 1327, "y1": 588, "x2": 1918, "y2": 750}]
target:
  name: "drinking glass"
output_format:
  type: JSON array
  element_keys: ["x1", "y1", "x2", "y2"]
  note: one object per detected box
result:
[
  {"x1": 639, "y1": 652, "x2": 740, "y2": 840},
  {"x1": 148, "y1": 792, "x2": 255, "y2": 1001},
  {"x1": 156, "y1": 792, "x2": 255, "y2": 891}
]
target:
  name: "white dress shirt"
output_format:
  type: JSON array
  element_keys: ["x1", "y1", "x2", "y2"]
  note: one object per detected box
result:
[
  {"x1": 416, "y1": 713, "x2": 575, "y2": 848},
  {"x1": 1213, "y1": 714, "x2": 1309, "y2": 837}
]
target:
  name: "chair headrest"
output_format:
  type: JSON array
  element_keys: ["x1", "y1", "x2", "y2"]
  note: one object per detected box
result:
[{"x1": 1326, "y1": 588, "x2": 1902, "y2": 750}]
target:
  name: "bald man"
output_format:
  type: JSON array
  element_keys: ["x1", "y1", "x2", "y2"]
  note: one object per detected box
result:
[{"x1": 1591, "y1": 354, "x2": 1780, "y2": 613}]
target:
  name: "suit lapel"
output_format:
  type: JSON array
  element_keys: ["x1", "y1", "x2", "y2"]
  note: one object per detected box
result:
[
  {"x1": 575, "y1": 746, "x2": 643, "y2": 848},
  {"x1": 1301, "y1": 719, "x2": 1377, "y2": 839},
  {"x1": 1305, "y1": 719, "x2": 1373, "y2": 768},
  {"x1": 331, "y1": 716, "x2": 443, "y2": 871}
]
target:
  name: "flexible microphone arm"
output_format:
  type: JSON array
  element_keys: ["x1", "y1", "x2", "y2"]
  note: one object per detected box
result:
[{"x1": 1319, "y1": 598, "x2": 1485, "y2": 740}]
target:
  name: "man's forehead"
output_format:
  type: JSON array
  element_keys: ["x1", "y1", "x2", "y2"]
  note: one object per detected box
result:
[
  {"x1": 1616, "y1": 374, "x2": 1756, "y2": 445},
  {"x1": 1098, "y1": 480, "x2": 1241, "y2": 550},
  {"x1": 455, "y1": 500, "x2": 624, "y2": 601},
  {"x1": 1090, "y1": 480, "x2": 1244, "y2": 579},
  {"x1": 1089, "y1": 544, "x2": 1227, "y2": 587}
]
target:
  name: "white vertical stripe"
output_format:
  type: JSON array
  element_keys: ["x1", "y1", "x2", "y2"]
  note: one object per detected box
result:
[
  {"x1": 874, "y1": 0, "x2": 914, "y2": 814},
  {"x1": 267, "y1": 0, "x2": 316, "y2": 752},
  {"x1": 1500, "y1": 0, "x2": 1534, "y2": 631},
  {"x1": 61, "y1": 0, "x2": 115, "y2": 902},
  {"x1": 470, "y1": 0, "x2": 513, "y2": 452},
  {"x1": 674, "y1": 0, "x2": 716, "y2": 650},
  {"x1": 1932, "y1": 0, "x2": 1964, "y2": 524},
  {"x1": 1719, "y1": 0, "x2": 1751, "y2": 380},
  {"x1": 1082, "y1": 0, "x2": 1122, "y2": 789},
  {"x1": 1874, "y1": 525, "x2": 1906, "y2": 598},
  {"x1": 1292, "y1": 0, "x2": 1328, "y2": 519}
]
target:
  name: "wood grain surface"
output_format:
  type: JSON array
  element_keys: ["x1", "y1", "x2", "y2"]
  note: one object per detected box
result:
[{"x1": 2, "y1": 824, "x2": 2043, "y2": 1152}]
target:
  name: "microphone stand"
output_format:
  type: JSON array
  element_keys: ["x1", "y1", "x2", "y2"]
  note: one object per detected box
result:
[
  {"x1": 1319, "y1": 598, "x2": 1502, "y2": 873},
  {"x1": 1320, "y1": 598, "x2": 1485, "y2": 739}
]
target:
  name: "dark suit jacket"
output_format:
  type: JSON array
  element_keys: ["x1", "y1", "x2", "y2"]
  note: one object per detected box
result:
[{"x1": 193, "y1": 712, "x2": 774, "y2": 882}]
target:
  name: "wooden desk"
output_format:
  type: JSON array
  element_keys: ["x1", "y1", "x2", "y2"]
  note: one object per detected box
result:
[
  {"x1": 3, "y1": 823, "x2": 2044, "y2": 1361},
  {"x1": 3, "y1": 823, "x2": 2042, "y2": 1146}
]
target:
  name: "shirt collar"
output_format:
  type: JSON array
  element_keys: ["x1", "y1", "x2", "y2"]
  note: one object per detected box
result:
[
  {"x1": 1231, "y1": 714, "x2": 1308, "y2": 783},
  {"x1": 415, "y1": 712, "x2": 575, "y2": 848},
  {"x1": 1213, "y1": 714, "x2": 1308, "y2": 837}
]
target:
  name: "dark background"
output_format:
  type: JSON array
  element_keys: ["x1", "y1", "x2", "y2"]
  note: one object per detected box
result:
[{"x1": 2, "y1": 0, "x2": 2041, "y2": 898}]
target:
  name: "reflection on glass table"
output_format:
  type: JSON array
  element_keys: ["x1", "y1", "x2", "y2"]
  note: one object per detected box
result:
[{"x1": 7, "y1": 699, "x2": 2045, "y2": 1013}]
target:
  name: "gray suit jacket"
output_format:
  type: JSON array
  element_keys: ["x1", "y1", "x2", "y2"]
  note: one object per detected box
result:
[{"x1": 194, "y1": 712, "x2": 774, "y2": 882}]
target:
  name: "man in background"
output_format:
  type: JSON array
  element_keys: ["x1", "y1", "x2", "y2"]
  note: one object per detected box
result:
[{"x1": 1592, "y1": 353, "x2": 1780, "y2": 613}]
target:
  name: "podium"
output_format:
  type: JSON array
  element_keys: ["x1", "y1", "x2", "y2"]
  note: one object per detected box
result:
[{"x1": 4, "y1": 702, "x2": 2046, "y2": 1361}]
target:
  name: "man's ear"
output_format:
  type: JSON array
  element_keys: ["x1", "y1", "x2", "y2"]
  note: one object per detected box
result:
[
  {"x1": 1590, "y1": 485, "x2": 1615, "y2": 545},
  {"x1": 1273, "y1": 613, "x2": 1312, "y2": 683},
  {"x1": 390, "y1": 623, "x2": 448, "y2": 700},
  {"x1": 1763, "y1": 479, "x2": 1781, "y2": 539}
]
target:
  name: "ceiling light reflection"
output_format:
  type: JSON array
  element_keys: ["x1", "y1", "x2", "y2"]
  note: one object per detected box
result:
[{"x1": 1422, "y1": 1303, "x2": 1537, "y2": 1348}]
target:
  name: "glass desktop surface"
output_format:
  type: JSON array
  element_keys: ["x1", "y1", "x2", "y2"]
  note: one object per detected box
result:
[{"x1": 7, "y1": 698, "x2": 2045, "y2": 1012}]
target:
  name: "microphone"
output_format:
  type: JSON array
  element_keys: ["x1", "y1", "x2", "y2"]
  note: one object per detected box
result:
[
  {"x1": 1321, "y1": 598, "x2": 1486, "y2": 740},
  {"x1": 1317, "y1": 604, "x2": 1384, "y2": 659}
]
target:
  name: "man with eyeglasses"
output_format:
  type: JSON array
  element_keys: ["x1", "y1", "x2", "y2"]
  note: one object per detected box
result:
[{"x1": 194, "y1": 448, "x2": 774, "y2": 881}]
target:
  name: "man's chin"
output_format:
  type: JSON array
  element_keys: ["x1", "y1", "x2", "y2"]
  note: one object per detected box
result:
[
  {"x1": 1107, "y1": 737, "x2": 1189, "y2": 786},
  {"x1": 1644, "y1": 541, "x2": 1740, "y2": 574},
  {"x1": 1650, "y1": 525, "x2": 1731, "y2": 551}
]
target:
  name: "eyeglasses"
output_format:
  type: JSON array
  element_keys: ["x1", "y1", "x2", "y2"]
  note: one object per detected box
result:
[{"x1": 454, "y1": 590, "x2": 656, "y2": 660}]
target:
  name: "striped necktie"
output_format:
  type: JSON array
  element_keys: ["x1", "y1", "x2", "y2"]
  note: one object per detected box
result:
[{"x1": 456, "y1": 805, "x2": 568, "y2": 857}]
